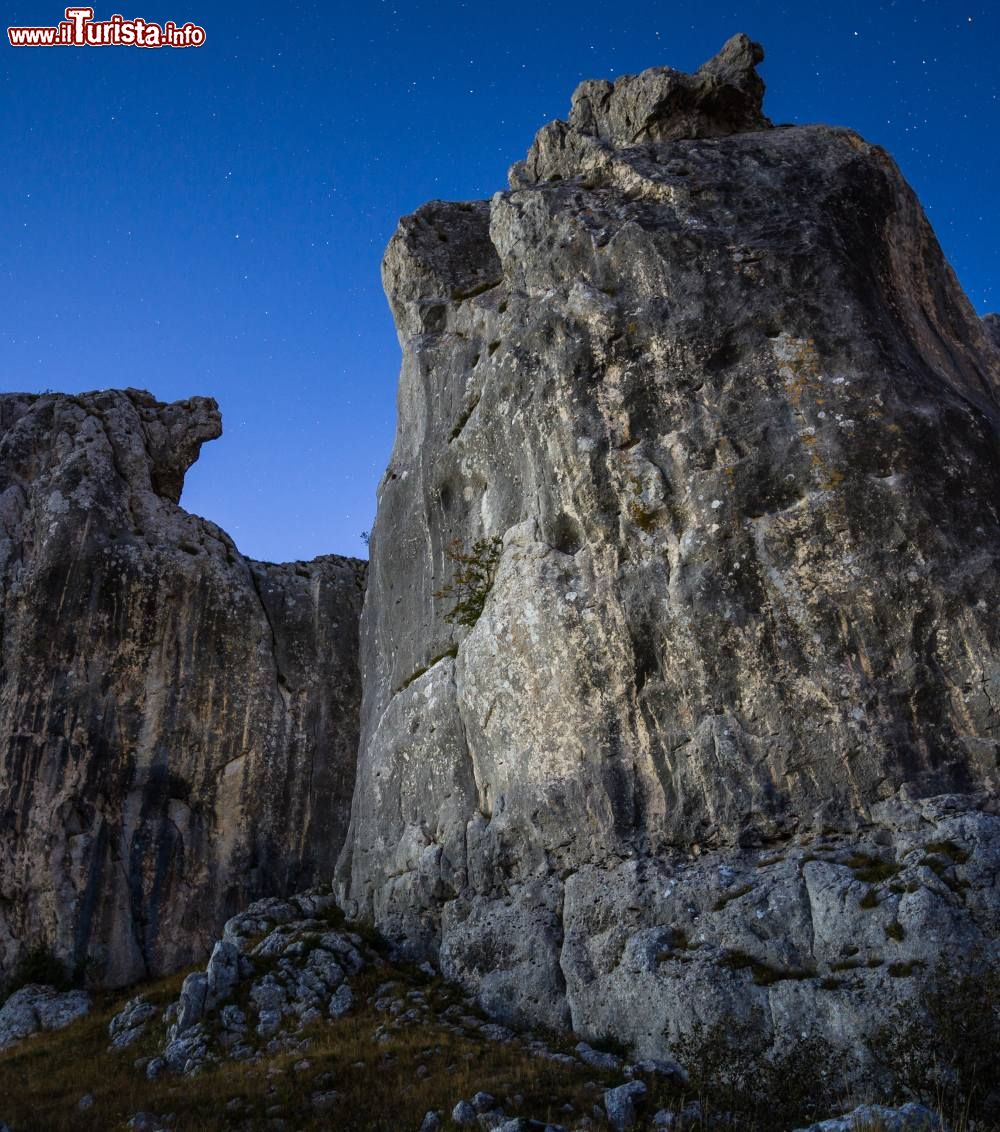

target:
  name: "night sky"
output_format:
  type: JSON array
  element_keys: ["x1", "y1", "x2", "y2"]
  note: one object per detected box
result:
[{"x1": 2, "y1": 1, "x2": 997, "y2": 563}]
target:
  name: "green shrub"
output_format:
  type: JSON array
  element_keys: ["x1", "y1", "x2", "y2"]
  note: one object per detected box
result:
[
  {"x1": 673, "y1": 1017, "x2": 850, "y2": 1128},
  {"x1": 876, "y1": 957, "x2": 1000, "y2": 1123},
  {"x1": 847, "y1": 853, "x2": 902, "y2": 884},
  {"x1": 433, "y1": 535, "x2": 503, "y2": 628},
  {"x1": 923, "y1": 839, "x2": 970, "y2": 864},
  {"x1": 712, "y1": 883, "x2": 754, "y2": 911},
  {"x1": 718, "y1": 949, "x2": 814, "y2": 986},
  {"x1": 3, "y1": 945, "x2": 73, "y2": 998}
]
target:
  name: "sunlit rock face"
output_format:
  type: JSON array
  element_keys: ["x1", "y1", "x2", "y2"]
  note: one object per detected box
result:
[
  {"x1": 338, "y1": 33, "x2": 1000, "y2": 1054},
  {"x1": 0, "y1": 389, "x2": 365, "y2": 987}
]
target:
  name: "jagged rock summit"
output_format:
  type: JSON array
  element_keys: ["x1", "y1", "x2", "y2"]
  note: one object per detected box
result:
[
  {"x1": 0, "y1": 389, "x2": 365, "y2": 988},
  {"x1": 338, "y1": 34, "x2": 1000, "y2": 1064},
  {"x1": 565, "y1": 33, "x2": 770, "y2": 149}
]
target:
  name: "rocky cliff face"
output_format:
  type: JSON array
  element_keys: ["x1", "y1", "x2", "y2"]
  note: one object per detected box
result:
[
  {"x1": 338, "y1": 35, "x2": 1000, "y2": 1054},
  {"x1": 0, "y1": 389, "x2": 365, "y2": 988}
]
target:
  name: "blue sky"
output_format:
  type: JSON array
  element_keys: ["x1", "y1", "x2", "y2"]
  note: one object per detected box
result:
[{"x1": 2, "y1": 0, "x2": 997, "y2": 562}]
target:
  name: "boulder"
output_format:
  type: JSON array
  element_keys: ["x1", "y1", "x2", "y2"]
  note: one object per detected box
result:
[
  {"x1": 108, "y1": 995, "x2": 158, "y2": 1049},
  {"x1": 0, "y1": 985, "x2": 90, "y2": 1050},
  {"x1": 604, "y1": 1081, "x2": 648, "y2": 1131},
  {"x1": 205, "y1": 940, "x2": 240, "y2": 1006},
  {"x1": 794, "y1": 1103, "x2": 944, "y2": 1131},
  {"x1": 452, "y1": 1099, "x2": 478, "y2": 1125}
]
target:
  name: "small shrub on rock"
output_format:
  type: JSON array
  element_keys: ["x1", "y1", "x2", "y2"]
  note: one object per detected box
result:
[
  {"x1": 672, "y1": 1017, "x2": 850, "y2": 1128},
  {"x1": 2, "y1": 946, "x2": 73, "y2": 998},
  {"x1": 876, "y1": 958, "x2": 1000, "y2": 1124},
  {"x1": 433, "y1": 535, "x2": 503, "y2": 628}
]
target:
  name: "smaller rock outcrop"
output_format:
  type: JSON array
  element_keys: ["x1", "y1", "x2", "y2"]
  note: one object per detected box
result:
[
  {"x1": 0, "y1": 389, "x2": 365, "y2": 989},
  {"x1": 150, "y1": 890, "x2": 371, "y2": 1075},
  {"x1": 0, "y1": 984, "x2": 90, "y2": 1050},
  {"x1": 108, "y1": 996, "x2": 158, "y2": 1050},
  {"x1": 793, "y1": 1104, "x2": 943, "y2": 1132}
]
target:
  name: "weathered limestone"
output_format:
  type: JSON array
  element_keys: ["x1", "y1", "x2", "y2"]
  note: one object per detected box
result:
[
  {"x1": 337, "y1": 34, "x2": 1000, "y2": 1056},
  {"x1": 0, "y1": 984, "x2": 90, "y2": 1050},
  {"x1": 0, "y1": 389, "x2": 365, "y2": 987}
]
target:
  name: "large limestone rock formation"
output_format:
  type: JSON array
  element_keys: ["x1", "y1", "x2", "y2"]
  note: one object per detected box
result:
[
  {"x1": 0, "y1": 390, "x2": 365, "y2": 988},
  {"x1": 338, "y1": 35, "x2": 1000, "y2": 1055}
]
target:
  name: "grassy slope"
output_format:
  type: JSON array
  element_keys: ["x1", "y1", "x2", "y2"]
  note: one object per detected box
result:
[
  {"x1": 0, "y1": 960, "x2": 680, "y2": 1132},
  {"x1": 2, "y1": 946, "x2": 995, "y2": 1131}
]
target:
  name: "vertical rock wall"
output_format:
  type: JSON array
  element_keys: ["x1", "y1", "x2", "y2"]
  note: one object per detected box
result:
[
  {"x1": 339, "y1": 36, "x2": 1000, "y2": 1051},
  {"x1": 0, "y1": 389, "x2": 364, "y2": 987}
]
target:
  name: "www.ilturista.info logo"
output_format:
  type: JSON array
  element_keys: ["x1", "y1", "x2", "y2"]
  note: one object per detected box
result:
[{"x1": 8, "y1": 7, "x2": 206, "y2": 48}]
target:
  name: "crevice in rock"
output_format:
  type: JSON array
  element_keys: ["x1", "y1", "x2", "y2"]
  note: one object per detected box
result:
[
  {"x1": 451, "y1": 279, "x2": 503, "y2": 302},
  {"x1": 448, "y1": 397, "x2": 481, "y2": 443},
  {"x1": 392, "y1": 645, "x2": 458, "y2": 696},
  {"x1": 451, "y1": 663, "x2": 486, "y2": 821},
  {"x1": 247, "y1": 565, "x2": 292, "y2": 709}
]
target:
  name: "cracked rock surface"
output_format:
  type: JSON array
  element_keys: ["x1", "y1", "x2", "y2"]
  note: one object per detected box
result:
[
  {"x1": 0, "y1": 389, "x2": 365, "y2": 987},
  {"x1": 147, "y1": 891, "x2": 371, "y2": 1075},
  {"x1": 337, "y1": 34, "x2": 1000, "y2": 1055},
  {"x1": 0, "y1": 984, "x2": 90, "y2": 1050}
]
